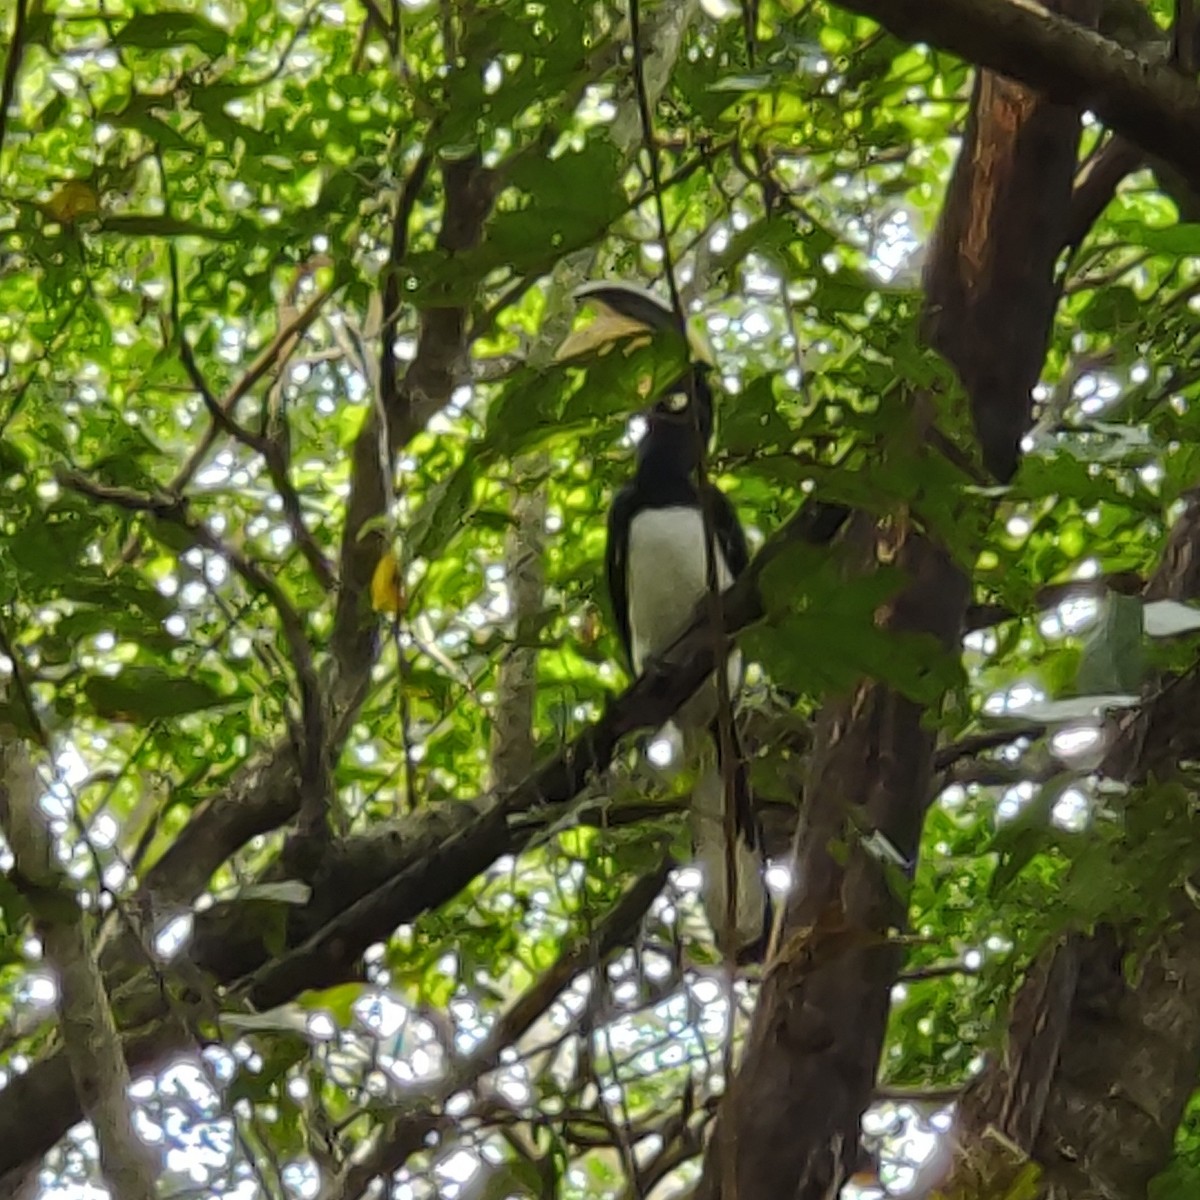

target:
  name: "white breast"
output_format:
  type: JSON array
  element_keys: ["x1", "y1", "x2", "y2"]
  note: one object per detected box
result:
[{"x1": 626, "y1": 506, "x2": 740, "y2": 724}]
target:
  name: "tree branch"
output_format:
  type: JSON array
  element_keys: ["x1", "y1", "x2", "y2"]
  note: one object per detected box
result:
[
  {"x1": 329, "y1": 152, "x2": 497, "y2": 699},
  {"x1": 0, "y1": 0, "x2": 28, "y2": 161},
  {"x1": 831, "y1": 0, "x2": 1200, "y2": 193},
  {"x1": 933, "y1": 724, "x2": 1046, "y2": 772},
  {"x1": 874, "y1": 1084, "x2": 963, "y2": 1104},
  {"x1": 696, "y1": 9, "x2": 1087, "y2": 1194},
  {"x1": 1062, "y1": 133, "x2": 1146, "y2": 252},
  {"x1": 178, "y1": 333, "x2": 336, "y2": 591},
  {"x1": 122, "y1": 281, "x2": 335, "y2": 568},
  {"x1": 319, "y1": 857, "x2": 672, "y2": 1200},
  {"x1": 0, "y1": 725, "x2": 158, "y2": 1200},
  {"x1": 234, "y1": 497, "x2": 849, "y2": 1010},
  {"x1": 59, "y1": 471, "x2": 325, "y2": 777},
  {"x1": 0, "y1": 490, "x2": 847, "y2": 1181}
]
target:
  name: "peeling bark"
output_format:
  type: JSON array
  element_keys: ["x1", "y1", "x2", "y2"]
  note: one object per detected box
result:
[{"x1": 925, "y1": 8, "x2": 1094, "y2": 480}]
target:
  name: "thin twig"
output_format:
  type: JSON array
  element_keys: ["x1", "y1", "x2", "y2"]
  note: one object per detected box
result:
[
  {"x1": 178, "y1": 327, "x2": 336, "y2": 590},
  {"x1": 965, "y1": 568, "x2": 1145, "y2": 633},
  {"x1": 873, "y1": 1083, "x2": 963, "y2": 1104},
  {"x1": 318, "y1": 859, "x2": 671, "y2": 1200},
  {"x1": 1062, "y1": 134, "x2": 1144, "y2": 254},
  {"x1": 0, "y1": 619, "x2": 47, "y2": 749},
  {"x1": 626, "y1": 10, "x2": 746, "y2": 1200},
  {"x1": 178, "y1": 333, "x2": 269, "y2": 451},
  {"x1": 0, "y1": 293, "x2": 84, "y2": 436},
  {"x1": 469, "y1": 140, "x2": 734, "y2": 346},
  {"x1": 629, "y1": 0, "x2": 744, "y2": 962},
  {"x1": 60, "y1": 471, "x2": 325, "y2": 786},
  {"x1": 898, "y1": 960, "x2": 979, "y2": 983},
  {"x1": 933, "y1": 724, "x2": 1045, "y2": 772},
  {"x1": 129, "y1": 282, "x2": 335, "y2": 554}
]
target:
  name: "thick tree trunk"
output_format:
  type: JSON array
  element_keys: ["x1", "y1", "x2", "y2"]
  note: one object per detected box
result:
[
  {"x1": 697, "y1": 14, "x2": 1090, "y2": 1196},
  {"x1": 698, "y1": 522, "x2": 971, "y2": 1200},
  {"x1": 932, "y1": 499, "x2": 1200, "y2": 1200}
]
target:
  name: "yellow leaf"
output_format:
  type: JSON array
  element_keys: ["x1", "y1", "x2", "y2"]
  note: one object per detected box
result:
[
  {"x1": 45, "y1": 180, "x2": 100, "y2": 223},
  {"x1": 371, "y1": 549, "x2": 405, "y2": 615}
]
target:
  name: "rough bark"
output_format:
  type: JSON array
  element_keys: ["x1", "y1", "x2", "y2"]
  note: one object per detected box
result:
[
  {"x1": 932, "y1": 498, "x2": 1200, "y2": 1200},
  {"x1": 830, "y1": 0, "x2": 1200, "y2": 193},
  {"x1": 0, "y1": 149, "x2": 497, "y2": 1196},
  {"x1": 0, "y1": 6, "x2": 709, "y2": 1189},
  {"x1": 696, "y1": 11, "x2": 1090, "y2": 1196}
]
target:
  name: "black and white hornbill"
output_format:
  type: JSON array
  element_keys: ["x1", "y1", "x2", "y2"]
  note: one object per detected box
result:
[{"x1": 559, "y1": 281, "x2": 770, "y2": 961}]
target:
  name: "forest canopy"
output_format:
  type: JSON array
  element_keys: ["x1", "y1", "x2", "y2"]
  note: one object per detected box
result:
[{"x1": 3, "y1": 0, "x2": 1200, "y2": 1198}]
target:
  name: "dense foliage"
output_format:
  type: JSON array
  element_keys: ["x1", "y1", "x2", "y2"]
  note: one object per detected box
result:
[{"x1": 3, "y1": 0, "x2": 1200, "y2": 1196}]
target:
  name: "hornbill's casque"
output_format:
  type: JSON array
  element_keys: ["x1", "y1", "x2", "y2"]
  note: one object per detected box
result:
[{"x1": 559, "y1": 282, "x2": 770, "y2": 962}]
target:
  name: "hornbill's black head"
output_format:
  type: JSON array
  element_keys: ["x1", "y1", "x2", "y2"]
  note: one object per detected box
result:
[{"x1": 556, "y1": 281, "x2": 716, "y2": 470}]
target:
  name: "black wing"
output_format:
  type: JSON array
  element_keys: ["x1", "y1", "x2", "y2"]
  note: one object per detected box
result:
[
  {"x1": 703, "y1": 482, "x2": 749, "y2": 579},
  {"x1": 605, "y1": 484, "x2": 637, "y2": 670}
]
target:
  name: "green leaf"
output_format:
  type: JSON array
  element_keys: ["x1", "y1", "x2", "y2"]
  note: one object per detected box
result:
[
  {"x1": 1075, "y1": 592, "x2": 1145, "y2": 696},
  {"x1": 83, "y1": 668, "x2": 236, "y2": 722},
  {"x1": 1109, "y1": 221, "x2": 1200, "y2": 255},
  {"x1": 988, "y1": 774, "x2": 1078, "y2": 899},
  {"x1": 233, "y1": 881, "x2": 313, "y2": 905},
  {"x1": 110, "y1": 12, "x2": 230, "y2": 58},
  {"x1": 296, "y1": 982, "x2": 365, "y2": 1027},
  {"x1": 477, "y1": 1156, "x2": 547, "y2": 1200}
]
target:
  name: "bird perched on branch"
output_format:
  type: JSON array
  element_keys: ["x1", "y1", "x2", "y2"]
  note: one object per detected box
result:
[{"x1": 558, "y1": 281, "x2": 770, "y2": 962}]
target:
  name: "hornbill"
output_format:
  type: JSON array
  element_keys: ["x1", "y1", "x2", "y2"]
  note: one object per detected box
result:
[{"x1": 559, "y1": 281, "x2": 770, "y2": 961}]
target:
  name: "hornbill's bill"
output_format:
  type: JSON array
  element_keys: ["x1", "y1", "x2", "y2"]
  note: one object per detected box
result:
[{"x1": 559, "y1": 281, "x2": 770, "y2": 962}]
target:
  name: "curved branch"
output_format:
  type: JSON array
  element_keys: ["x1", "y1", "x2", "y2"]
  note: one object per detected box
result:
[{"x1": 833, "y1": 0, "x2": 1200, "y2": 192}]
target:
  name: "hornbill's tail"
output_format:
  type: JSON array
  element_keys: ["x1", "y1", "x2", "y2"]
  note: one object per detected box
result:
[{"x1": 686, "y1": 721, "x2": 771, "y2": 962}]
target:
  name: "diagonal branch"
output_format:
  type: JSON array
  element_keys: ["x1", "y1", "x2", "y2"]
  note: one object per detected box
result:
[
  {"x1": 161, "y1": 284, "x2": 336, "y2": 502},
  {"x1": 234, "y1": 498, "x2": 850, "y2": 1009},
  {"x1": 0, "y1": 495, "x2": 846, "y2": 1179},
  {"x1": 93, "y1": 158, "x2": 496, "y2": 929}
]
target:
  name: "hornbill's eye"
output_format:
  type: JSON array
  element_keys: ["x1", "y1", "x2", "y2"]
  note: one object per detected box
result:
[{"x1": 662, "y1": 392, "x2": 689, "y2": 413}]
